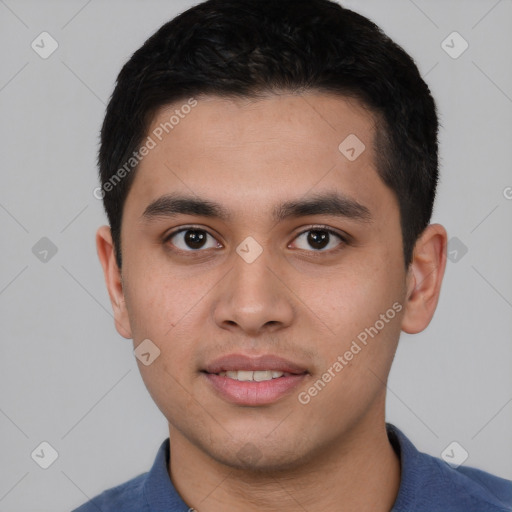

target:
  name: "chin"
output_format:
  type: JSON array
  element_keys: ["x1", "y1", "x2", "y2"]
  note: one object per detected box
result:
[{"x1": 205, "y1": 438, "x2": 313, "y2": 474}]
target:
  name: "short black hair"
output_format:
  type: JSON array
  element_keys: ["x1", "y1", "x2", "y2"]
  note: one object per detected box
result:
[{"x1": 98, "y1": 0, "x2": 439, "y2": 269}]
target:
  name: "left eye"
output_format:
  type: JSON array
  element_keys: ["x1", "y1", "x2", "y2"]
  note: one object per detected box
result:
[
  {"x1": 167, "y1": 228, "x2": 221, "y2": 251},
  {"x1": 291, "y1": 228, "x2": 346, "y2": 252}
]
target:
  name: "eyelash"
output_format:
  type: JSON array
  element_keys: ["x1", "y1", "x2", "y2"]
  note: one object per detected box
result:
[{"x1": 163, "y1": 225, "x2": 349, "y2": 255}]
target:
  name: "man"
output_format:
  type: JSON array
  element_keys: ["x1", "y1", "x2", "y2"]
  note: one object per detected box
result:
[{"x1": 76, "y1": 0, "x2": 512, "y2": 510}]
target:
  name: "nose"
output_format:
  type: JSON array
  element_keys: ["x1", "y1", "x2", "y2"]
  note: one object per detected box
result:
[{"x1": 212, "y1": 248, "x2": 295, "y2": 336}]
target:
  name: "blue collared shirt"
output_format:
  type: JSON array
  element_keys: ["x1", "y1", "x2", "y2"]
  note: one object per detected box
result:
[{"x1": 73, "y1": 423, "x2": 512, "y2": 511}]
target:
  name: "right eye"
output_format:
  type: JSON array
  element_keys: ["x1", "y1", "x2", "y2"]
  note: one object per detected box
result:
[{"x1": 165, "y1": 228, "x2": 222, "y2": 252}]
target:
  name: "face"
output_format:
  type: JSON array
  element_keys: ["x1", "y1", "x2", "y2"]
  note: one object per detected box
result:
[{"x1": 97, "y1": 93, "x2": 444, "y2": 471}]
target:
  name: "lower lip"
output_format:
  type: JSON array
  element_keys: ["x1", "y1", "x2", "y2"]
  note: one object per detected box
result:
[{"x1": 202, "y1": 372, "x2": 307, "y2": 406}]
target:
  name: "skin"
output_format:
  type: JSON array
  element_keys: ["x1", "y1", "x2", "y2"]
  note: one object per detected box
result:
[{"x1": 97, "y1": 92, "x2": 447, "y2": 512}]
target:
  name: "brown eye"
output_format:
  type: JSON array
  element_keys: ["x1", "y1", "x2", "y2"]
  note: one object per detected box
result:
[
  {"x1": 183, "y1": 230, "x2": 207, "y2": 249},
  {"x1": 292, "y1": 228, "x2": 346, "y2": 252},
  {"x1": 167, "y1": 228, "x2": 220, "y2": 251},
  {"x1": 307, "y1": 230, "x2": 330, "y2": 250}
]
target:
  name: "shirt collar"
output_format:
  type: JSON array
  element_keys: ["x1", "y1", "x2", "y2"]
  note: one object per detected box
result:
[
  {"x1": 387, "y1": 422, "x2": 422, "y2": 511},
  {"x1": 142, "y1": 437, "x2": 189, "y2": 511}
]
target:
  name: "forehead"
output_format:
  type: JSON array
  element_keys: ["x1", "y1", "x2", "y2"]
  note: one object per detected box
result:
[{"x1": 126, "y1": 92, "x2": 394, "y2": 221}]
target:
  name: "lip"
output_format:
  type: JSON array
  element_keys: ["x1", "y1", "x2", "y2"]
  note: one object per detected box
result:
[
  {"x1": 203, "y1": 354, "x2": 308, "y2": 375},
  {"x1": 202, "y1": 354, "x2": 309, "y2": 406}
]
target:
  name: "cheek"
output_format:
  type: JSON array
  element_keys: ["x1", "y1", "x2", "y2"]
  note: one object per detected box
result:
[
  {"x1": 123, "y1": 278, "x2": 188, "y2": 373},
  {"x1": 292, "y1": 254, "x2": 405, "y2": 386},
  {"x1": 137, "y1": 352, "x2": 204, "y2": 433},
  {"x1": 303, "y1": 262, "x2": 401, "y2": 335},
  {"x1": 124, "y1": 265, "x2": 197, "y2": 336},
  {"x1": 124, "y1": 272, "x2": 203, "y2": 412},
  {"x1": 296, "y1": 266, "x2": 404, "y2": 425}
]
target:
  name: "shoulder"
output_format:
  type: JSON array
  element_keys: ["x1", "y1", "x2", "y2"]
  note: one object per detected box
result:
[
  {"x1": 72, "y1": 472, "x2": 148, "y2": 512},
  {"x1": 425, "y1": 453, "x2": 512, "y2": 511},
  {"x1": 388, "y1": 424, "x2": 512, "y2": 512},
  {"x1": 71, "y1": 438, "x2": 179, "y2": 511}
]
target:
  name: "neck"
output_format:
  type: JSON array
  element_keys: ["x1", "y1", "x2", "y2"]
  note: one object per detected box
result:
[{"x1": 168, "y1": 405, "x2": 400, "y2": 512}]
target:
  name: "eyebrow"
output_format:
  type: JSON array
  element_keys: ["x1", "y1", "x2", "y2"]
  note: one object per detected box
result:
[{"x1": 141, "y1": 192, "x2": 372, "y2": 224}]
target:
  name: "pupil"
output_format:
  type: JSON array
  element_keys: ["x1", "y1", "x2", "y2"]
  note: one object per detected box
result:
[
  {"x1": 185, "y1": 230, "x2": 206, "y2": 249},
  {"x1": 308, "y1": 230, "x2": 329, "y2": 250}
]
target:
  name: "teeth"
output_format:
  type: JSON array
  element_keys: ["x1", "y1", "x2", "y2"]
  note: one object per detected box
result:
[
  {"x1": 233, "y1": 370, "x2": 253, "y2": 381},
  {"x1": 217, "y1": 370, "x2": 286, "y2": 381},
  {"x1": 254, "y1": 370, "x2": 272, "y2": 382}
]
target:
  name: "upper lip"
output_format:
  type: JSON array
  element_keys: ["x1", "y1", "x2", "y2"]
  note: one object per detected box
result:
[{"x1": 203, "y1": 354, "x2": 309, "y2": 375}]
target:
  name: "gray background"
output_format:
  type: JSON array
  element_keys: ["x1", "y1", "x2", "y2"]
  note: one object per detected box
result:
[{"x1": 0, "y1": 0, "x2": 511, "y2": 510}]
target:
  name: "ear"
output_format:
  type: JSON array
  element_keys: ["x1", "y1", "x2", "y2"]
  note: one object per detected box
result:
[
  {"x1": 96, "y1": 225, "x2": 133, "y2": 339},
  {"x1": 401, "y1": 223, "x2": 448, "y2": 334}
]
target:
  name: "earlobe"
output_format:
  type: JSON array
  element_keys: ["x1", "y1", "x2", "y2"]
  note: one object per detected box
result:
[
  {"x1": 401, "y1": 224, "x2": 448, "y2": 335},
  {"x1": 96, "y1": 225, "x2": 133, "y2": 339}
]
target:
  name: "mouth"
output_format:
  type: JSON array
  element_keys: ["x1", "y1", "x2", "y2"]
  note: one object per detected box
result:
[
  {"x1": 208, "y1": 370, "x2": 298, "y2": 381},
  {"x1": 201, "y1": 354, "x2": 309, "y2": 406}
]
